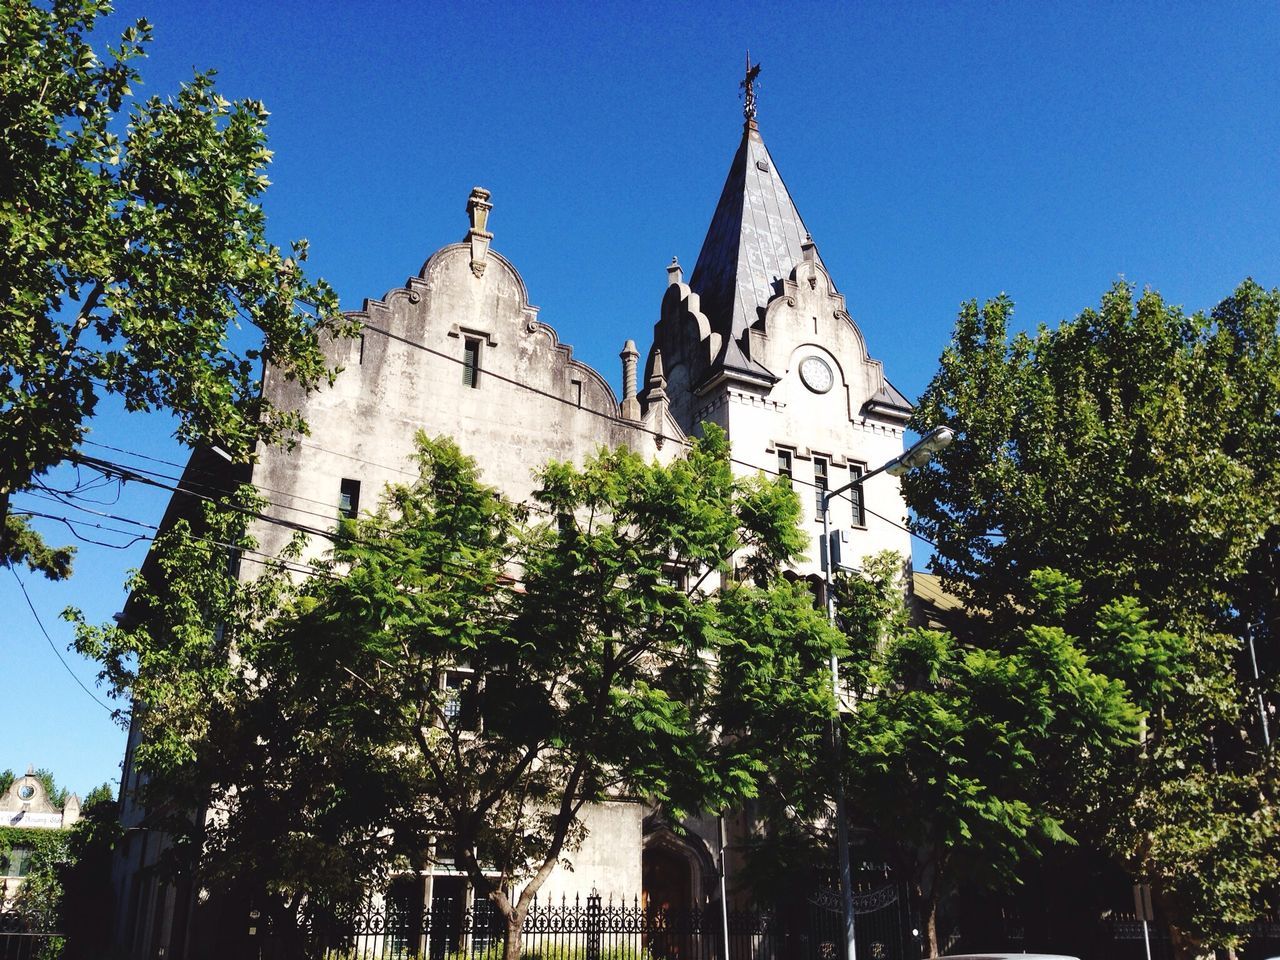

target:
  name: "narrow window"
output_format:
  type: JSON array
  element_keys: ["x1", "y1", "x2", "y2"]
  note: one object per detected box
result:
[
  {"x1": 777, "y1": 450, "x2": 793, "y2": 486},
  {"x1": 463, "y1": 337, "x2": 481, "y2": 388},
  {"x1": 443, "y1": 669, "x2": 479, "y2": 730},
  {"x1": 662, "y1": 564, "x2": 689, "y2": 593},
  {"x1": 339, "y1": 478, "x2": 361, "y2": 519},
  {"x1": 814, "y1": 457, "x2": 828, "y2": 516},
  {"x1": 849, "y1": 463, "x2": 866, "y2": 527},
  {"x1": 357, "y1": 334, "x2": 365, "y2": 365},
  {"x1": 571, "y1": 378, "x2": 583, "y2": 407}
]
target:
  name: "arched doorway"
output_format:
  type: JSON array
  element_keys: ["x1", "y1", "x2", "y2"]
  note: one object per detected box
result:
[
  {"x1": 643, "y1": 834, "x2": 702, "y2": 960},
  {"x1": 643, "y1": 844, "x2": 692, "y2": 914}
]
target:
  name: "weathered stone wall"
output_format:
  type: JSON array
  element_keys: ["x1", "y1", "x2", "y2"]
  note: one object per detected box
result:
[{"x1": 254, "y1": 240, "x2": 681, "y2": 563}]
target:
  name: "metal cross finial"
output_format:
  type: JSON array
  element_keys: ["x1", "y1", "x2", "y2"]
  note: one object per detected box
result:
[{"x1": 741, "y1": 52, "x2": 761, "y2": 121}]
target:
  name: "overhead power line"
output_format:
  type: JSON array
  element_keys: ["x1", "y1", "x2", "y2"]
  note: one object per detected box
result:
[{"x1": 10, "y1": 566, "x2": 115, "y2": 715}]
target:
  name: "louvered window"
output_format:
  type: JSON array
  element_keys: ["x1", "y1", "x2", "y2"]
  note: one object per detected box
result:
[{"x1": 463, "y1": 338, "x2": 481, "y2": 387}]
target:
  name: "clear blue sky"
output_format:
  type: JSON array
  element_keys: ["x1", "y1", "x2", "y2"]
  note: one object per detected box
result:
[{"x1": 5, "y1": 0, "x2": 1278, "y2": 798}]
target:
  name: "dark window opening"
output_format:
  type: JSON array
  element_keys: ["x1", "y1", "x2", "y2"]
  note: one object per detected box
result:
[
  {"x1": 662, "y1": 565, "x2": 689, "y2": 592},
  {"x1": 339, "y1": 478, "x2": 361, "y2": 519},
  {"x1": 814, "y1": 457, "x2": 828, "y2": 516},
  {"x1": 444, "y1": 670, "x2": 479, "y2": 730},
  {"x1": 777, "y1": 450, "x2": 793, "y2": 485},
  {"x1": 357, "y1": 334, "x2": 365, "y2": 365},
  {"x1": 848, "y1": 463, "x2": 866, "y2": 527},
  {"x1": 463, "y1": 338, "x2": 481, "y2": 388}
]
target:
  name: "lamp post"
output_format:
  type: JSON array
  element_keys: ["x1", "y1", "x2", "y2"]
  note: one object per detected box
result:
[{"x1": 818, "y1": 425, "x2": 953, "y2": 960}]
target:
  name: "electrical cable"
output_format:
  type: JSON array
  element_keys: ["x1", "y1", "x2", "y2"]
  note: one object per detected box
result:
[{"x1": 10, "y1": 566, "x2": 115, "y2": 714}]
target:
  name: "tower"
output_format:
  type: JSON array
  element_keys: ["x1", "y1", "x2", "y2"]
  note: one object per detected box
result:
[{"x1": 645, "y1": 70, "x2": 914, "y2": 578}]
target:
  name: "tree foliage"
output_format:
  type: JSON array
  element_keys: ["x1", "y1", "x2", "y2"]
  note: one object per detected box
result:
[
  {"x1": 737, "y1": 553, "x2": 1147, "y2": 957},
  {"x1": 906, "y1": 281, "x2": 1280, "y2": 956},
  {"x1": 0, "y1": 0, "x2": 355, "y2": 578},
  {"x1": 73, "y1": 427, "x2": 837, "y2": 959}
]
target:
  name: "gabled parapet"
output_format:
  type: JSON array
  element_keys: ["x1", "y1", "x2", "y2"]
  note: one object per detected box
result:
[{"x1": 254, "y1": 188, "x2": 684, "y2": 567}]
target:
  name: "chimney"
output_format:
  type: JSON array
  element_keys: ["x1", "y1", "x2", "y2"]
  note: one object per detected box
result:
[{"x1": 620, "y1": 340, "x2": 641, "y2": 421}]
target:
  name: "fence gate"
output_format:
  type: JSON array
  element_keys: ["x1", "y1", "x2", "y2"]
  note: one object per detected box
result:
[{"x1": 807, "y1": 881, "x2": 916, "y2": 960}]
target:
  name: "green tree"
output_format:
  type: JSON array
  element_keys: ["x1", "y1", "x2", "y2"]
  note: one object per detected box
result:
[
  {"x1": 907, "y1": 281, "x2": 1280, "y2": 957},
  {"x1": 80, "y1": 783, "x2": 113, "y2": 809},
  {"x1": 728, "y1": 553, "x2": 1147, "y2": 956},
  {"x1": 73, "y1": 426, "x2": 834, "y2": 960},
  {"x1": 61, "y1": 782, "x2": 123, "y2": 959},
  {"x1": 1, "y1": 0, "x2": 354, "y2": 578},
  {"x1": 71, "y1": 487, "x2": 380, "y2": 955}
]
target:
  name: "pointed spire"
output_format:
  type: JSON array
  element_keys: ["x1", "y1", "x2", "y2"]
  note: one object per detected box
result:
[
  {"x1": 645, "y1": 349, "x2": 669, "y2": 435},
  {"x1": 686, "y1": 90, "x2": 820, "y2": 386}
]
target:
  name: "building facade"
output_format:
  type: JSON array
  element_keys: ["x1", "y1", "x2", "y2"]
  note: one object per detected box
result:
[
  {"x1": 1, "y1": 769, "x2": 80, "y2": 902},
  {"x1": 113, "y1": 103, "x2": 916, "y2": 957}
]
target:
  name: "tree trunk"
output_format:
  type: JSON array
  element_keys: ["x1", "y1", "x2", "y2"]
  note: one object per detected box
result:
[
  {"x1": 503, "y1": 904, "x2": 526, "y2": 960},
  {"x1": 922, "y1": 886, "x2": 940, "y2": 958}
]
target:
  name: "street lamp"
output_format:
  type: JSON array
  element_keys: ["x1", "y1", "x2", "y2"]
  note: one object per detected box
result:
[{"x1": 818, "y1": 425, "x2": 953, "y2": 960}]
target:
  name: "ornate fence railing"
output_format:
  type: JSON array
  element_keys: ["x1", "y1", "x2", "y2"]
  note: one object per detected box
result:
[
  {"x1": 260, "y1": 883, "x2": 914, "y2": 960},
  {"x1": 0, "y1": 910, "x2": 64, "y2": 960}
]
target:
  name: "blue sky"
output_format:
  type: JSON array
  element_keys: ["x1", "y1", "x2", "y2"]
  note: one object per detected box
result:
[{"x1": 5, "y1": 0, "x2": 1278, "y2": 797}]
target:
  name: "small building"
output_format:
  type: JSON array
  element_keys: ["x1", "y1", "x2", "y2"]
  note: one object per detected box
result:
[{"x1": 1, "y1": 768, "x2": 80, "y2": 900}]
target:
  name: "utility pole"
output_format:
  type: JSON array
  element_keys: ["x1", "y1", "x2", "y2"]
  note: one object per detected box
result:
[{"x1": 818, "y1": 426, "x2": 953, "y2": 960}]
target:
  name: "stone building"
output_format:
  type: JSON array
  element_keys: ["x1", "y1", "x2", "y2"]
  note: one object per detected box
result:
[
  {"x1": 112, "y1": 95, "x2": 916, "y2": 957},
  {"x1": 1, "y1": 768, "x2": 80, "y2": 901}
]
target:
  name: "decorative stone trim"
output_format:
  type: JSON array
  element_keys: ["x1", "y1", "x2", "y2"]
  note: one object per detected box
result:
[{"x1": 447, "y1": 324, "x2": 498, "y2": 347}]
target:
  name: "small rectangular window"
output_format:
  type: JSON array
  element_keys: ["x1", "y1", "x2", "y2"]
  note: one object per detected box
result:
[
  {"x1": 814, "y1": 457, "x2": 828, "y2": 515},
  {"x1": 777, "y1": 450, "x2": 792, "y2": 485},
  {"x1": 463, "y1": 338, "x2": 481, "y2": 388},
  {"x1": 662, "y1": 565, "x2": 689, "y2": 592},
  {"x1": 357, "y1": 334, "x2": 365, "y2": 365},
  {"x1": 339, "y1": 478, "x2": 361, "y2": 519}
]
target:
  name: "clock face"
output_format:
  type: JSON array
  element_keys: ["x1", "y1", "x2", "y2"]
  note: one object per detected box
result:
[{"x1": 799, "y1": 356, "x2": 834, "y2": 394}]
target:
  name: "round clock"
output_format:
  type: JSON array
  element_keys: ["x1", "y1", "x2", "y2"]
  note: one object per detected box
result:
[{"x1": 799, "y1": 356, "x2": 834, "y2": 393}]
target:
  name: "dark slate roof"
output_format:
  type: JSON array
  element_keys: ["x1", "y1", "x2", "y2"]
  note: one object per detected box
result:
[
  {"x1": 689, "y1": 120, "x2": 827, "y2": 369},
  {"x1": 862, "y1": 376, "x2": 914, "y2": 422}
]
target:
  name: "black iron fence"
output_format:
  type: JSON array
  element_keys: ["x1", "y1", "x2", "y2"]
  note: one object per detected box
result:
[
  {"x1": 0, "y1": 910, "x2": 64, "y2": 960},
  {"x1": 260, "y1": 882, "x2": 914, "y2": 960}
]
